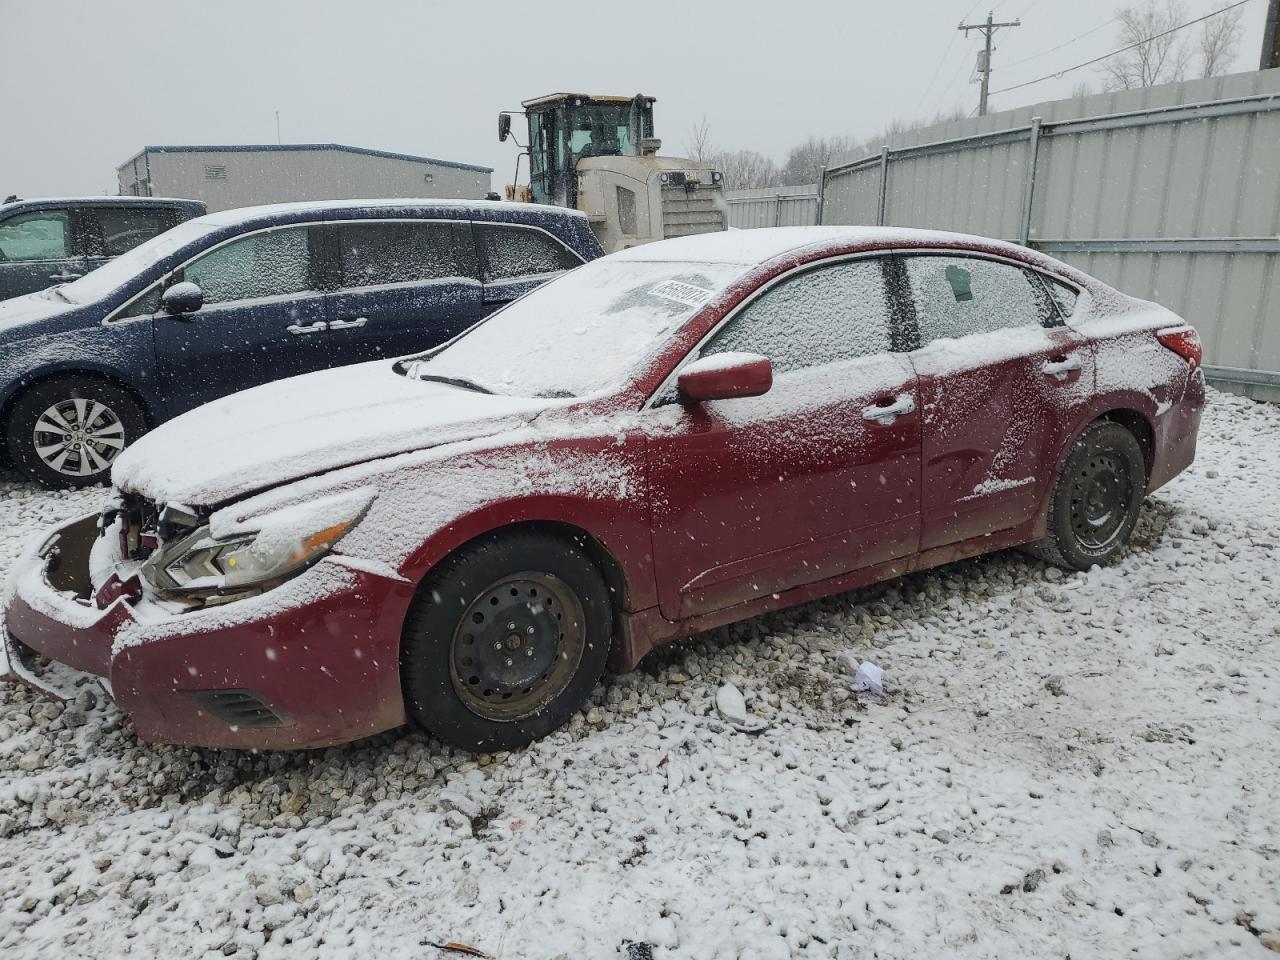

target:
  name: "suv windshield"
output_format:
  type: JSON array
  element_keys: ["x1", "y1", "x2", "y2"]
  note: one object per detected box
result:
[
  {"x1": 51, "y1": 218, "x2": 218, "y2": 305},
  {"x1": 411, "y1": 258, "x2": 747, "y2": 398}
]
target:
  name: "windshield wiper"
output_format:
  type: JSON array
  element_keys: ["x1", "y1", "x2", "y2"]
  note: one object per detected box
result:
[{"x1": 416, "y1": 373, "x2": 495, "y2": 394}]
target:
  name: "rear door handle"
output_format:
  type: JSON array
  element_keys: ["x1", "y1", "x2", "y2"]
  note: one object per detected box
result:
[
  {"x1": 1042, "y1": 354, "x2": 1082, "y2": 378},
  {"x1": 286, "y1": 321, "x2": 328, "y2": 335},
  {"x1": 48, "y1": 271, "x2": 83, "y2": 282},
  {"x1": 862, "y1": 393, "x2": 915, "y2": 425},
  {"x1": 329, "y1": 316, "x2": 368, "y2": 330}
]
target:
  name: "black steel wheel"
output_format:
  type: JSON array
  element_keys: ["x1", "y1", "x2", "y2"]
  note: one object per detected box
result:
[
  {"x1": 1031, "y1": 420, "x2": 1147, "y2": 570},
  {"x1": 5, "y1": 376, "x2": 148, "y2": 488},
  {"x1": 449, "y1": 571, "x2": 586, "y2": 722},
  {"x1": 401, "y1": 530, "x2": 611, "y2": 752}
]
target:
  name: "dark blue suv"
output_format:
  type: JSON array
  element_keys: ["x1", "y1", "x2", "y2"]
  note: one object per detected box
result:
[
  {"x1": 0, "y1": 196, "x2": 206, "y2": 300},
  {"x1": 0, "y1": 200, "x2": 603, "y2": 487}
]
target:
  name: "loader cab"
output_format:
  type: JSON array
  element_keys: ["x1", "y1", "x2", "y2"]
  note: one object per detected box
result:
[{"x1": 518, "y1": 94, "x2": 656, "y2": 209}]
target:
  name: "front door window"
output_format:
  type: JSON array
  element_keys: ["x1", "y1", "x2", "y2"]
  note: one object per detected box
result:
[
  {"x1": 0, "y1": 211, "x2": 71, "y2": 262},
  {"x1": 183, "y1": 228, "x2": 313, "y2": 304}
]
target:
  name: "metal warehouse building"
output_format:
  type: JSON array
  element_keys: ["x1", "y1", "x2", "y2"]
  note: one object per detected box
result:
[{"x1": 116, "y1": 143, "x2": 493, "y2": 212}]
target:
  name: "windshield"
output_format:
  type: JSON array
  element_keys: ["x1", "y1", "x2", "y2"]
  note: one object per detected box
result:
[
  {"x1": 53, "y1": 218, "x2": 220, "y2": 304},
  {"x1": 412, "y1": 258, "x2": 747, "y2": 398}
]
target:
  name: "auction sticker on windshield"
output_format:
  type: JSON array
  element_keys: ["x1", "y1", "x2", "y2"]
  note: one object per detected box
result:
[{"x1": 650, "y1": 279, "x2": 713, "y2": 308}]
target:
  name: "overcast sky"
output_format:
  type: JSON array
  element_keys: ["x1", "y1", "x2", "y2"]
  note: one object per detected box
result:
[{"x1": 1, "y1": 0, "x2": 1271, "y2": 196}]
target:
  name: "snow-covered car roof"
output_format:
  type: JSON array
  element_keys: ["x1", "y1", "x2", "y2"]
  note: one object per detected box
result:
[
  {"x1": 610, "y1": 225, "x2": 1043, "y2": 266},
  {"x1": 197, "y1": 197, "x2": 588, "y2": 228},
  {"x1": 0, "y1": 196, "x2": 204, "y2": 216}
]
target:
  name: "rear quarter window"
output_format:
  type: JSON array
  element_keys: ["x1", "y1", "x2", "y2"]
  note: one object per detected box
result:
[{"x1": 474, "y1": 224, "x2": 582, "y2": 281}]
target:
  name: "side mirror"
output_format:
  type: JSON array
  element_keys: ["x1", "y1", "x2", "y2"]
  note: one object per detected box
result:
[
  {"x1": 498, "y1": 112, "x2": 512, "y2": 143},
  {"x1": 677, "y1": 353, "x2": 773, "y2": 403},
  {"x1": 161, "y1": 281, "x2": 203, "y2": 316}
]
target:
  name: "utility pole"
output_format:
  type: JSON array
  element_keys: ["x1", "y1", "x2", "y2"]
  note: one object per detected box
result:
[
  {"x1": 1263, "y1": 0, "x2": 1280, "y2": 71},
  {"x1": 959, "y1": 11, "x2": 1021, "y2": 116}
]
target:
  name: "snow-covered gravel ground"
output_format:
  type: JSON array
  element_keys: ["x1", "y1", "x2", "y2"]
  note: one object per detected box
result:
[{"x1": 1, "y1": 388, "x2": 1278, "y2": 960}]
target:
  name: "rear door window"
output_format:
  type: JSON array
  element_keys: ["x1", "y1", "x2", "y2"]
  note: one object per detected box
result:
[
  {"x1": 0, "y1": 210, "x2": 71, "y2": 261},
  {"x1": 474, "y1": 223, "x2": 582, "y2": 281},
  {"x1": 702, "y1": 258, "x2": 895, "y2": 375},
  {"x1": 336, "y1": 221, "x2": 462, "y2": 288},
  {"x1": 92, "y1": 207, "x2": 175, "y2": 257},
  {"x1": 903, "y1": 255, "x2": 1055, "y2": 345},
  {"x1": 182, "y1": 227, "x2": 314, "y2": 305}
]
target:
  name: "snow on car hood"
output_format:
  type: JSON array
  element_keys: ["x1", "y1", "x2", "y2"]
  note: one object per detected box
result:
[
  {"x1": 0, "y1": 290, "x2": 73, "y2": 335},
  {"x1": 111, "y1": 360, "x2": 556, "y2": 506}
]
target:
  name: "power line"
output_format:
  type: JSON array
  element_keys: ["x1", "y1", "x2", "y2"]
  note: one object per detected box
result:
[
  {"x1": 915, "y1": 0, "x2": 987, "y2": 113},
  {"x1": 931, "y1": 34, "x2": 983, "y2": 118},
  {"x1": 990, "y1": 0, "x2": 1255, "y2": 96},
  {"x1": 1000, "y1": 14, "x2": 1122, "y2": 71}
]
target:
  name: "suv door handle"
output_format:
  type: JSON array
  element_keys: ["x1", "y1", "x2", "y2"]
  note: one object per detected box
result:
[
  {"x1": 329, "y1": 316, "x2": 368, "y2": 330},
  {"x1": 49, "y1": 271, "x2": 83, "y2": 282},
  {"x1": 1042, "y1": 354, "x2": 1082, "y2": 378},
  {"x1": 286, "y1": 321, "x2": 328, "y2": 335},
  {"x1": 862, "y1": 393, "x2": 915, "y2": 425}
]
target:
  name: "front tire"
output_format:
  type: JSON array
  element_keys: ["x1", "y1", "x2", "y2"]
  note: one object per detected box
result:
[
  {"x1": 401, "y1": 531, "x2": 612, "y2": 753},
  {"x1": 1033, "y1": 420, "x2": 1147, "y2": 570},
  {"x1": 5, "y1": 377, "x2": 148, "y2": 488}
]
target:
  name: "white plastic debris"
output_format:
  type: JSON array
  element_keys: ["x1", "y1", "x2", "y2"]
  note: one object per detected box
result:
[
  {"x1": 850, "y1": 661, "x2": 884, "y2": 695},
  {"x1": 715, "y1": 683, "x2": 748, "y2": 725}
]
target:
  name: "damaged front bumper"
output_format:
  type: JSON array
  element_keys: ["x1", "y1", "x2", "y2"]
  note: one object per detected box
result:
[{"x1": 2, "y1": 513, "x2": 417, "y2": 750}]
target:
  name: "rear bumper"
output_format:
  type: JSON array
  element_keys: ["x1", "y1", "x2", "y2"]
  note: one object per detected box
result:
[
  {"x1": 1150, "y1": 366, "x2": 1206, "y2": 492},
  {"x1": 2, "y1": 514, "x2": 417, "y2": 750}
]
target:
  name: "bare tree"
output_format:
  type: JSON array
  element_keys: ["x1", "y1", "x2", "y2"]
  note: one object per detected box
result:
[
  {"x1": 685, "y1": 116, "x2": 713, "y2": 164},
  {"x1": 1196, "y1": 5, "x2": 1244, "y2": 77},
  {"x1": 1099, "y1": 0, "x2": 1193, "y2": 90},
  {"x1": 779, "y1": 135, "x2": 861, "y2": 186},
  {"x1": 706, "y1": 148, "x2": 782, "y2": 190}
]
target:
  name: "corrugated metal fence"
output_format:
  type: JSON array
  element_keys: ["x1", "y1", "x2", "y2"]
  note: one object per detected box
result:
[
  {"x1": 723, "y1": 184, "x2": 819, "y2": 229},
  {"x1": 820, "y1": 69, "x2": 1280, "y2": 402}
]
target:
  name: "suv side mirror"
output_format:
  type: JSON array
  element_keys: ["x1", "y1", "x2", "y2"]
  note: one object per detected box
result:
[
  {"x1": 498, "y1": 113, "x2": 512, "y2": 143},
  {"x1": 161, "y1": 281, "x2": 204, "y2": 316},
  {"x1": 677, "y1": 353, "x2": 773, "y2": 403}
]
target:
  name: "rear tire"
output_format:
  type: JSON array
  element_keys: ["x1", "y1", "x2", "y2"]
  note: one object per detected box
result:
[
  {"x1": 401, "y1": 531, "x2": 612, "y2": 753},
  {"x1": 5, "y1": 377, "x2": 147, "y2": 489},
  {"x1": 1030, "y1": 420, "x2": 1147, "y2": 570}
]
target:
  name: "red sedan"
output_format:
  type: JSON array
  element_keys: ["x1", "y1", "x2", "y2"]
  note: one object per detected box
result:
[{"x1": 1, "y1": 227, "x2": 1204, "y2": 752}]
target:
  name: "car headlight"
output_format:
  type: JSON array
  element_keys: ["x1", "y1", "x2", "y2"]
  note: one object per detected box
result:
[{"x1": 142, "y1": 489, "x2": 375, "y2": 602}]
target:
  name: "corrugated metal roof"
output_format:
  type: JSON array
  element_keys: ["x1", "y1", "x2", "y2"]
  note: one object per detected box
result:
[{"x1": 118, "y1": 143, "x2": 492, "y2": 174}]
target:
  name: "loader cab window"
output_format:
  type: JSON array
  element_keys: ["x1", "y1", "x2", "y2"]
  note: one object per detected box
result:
[{"x1": 568, "y1": 104, "x2": 632, "y2": 160}]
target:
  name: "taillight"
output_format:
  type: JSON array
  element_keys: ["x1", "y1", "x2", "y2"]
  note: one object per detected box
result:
[{"x1": 1157, "y1": 326, "x2": 1202, "y2": 369}]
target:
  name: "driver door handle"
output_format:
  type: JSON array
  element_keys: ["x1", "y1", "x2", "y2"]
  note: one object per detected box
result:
[
  {"x1": 1042, "y1": 354, "x2": 1082, "y2": 378},
  {"x1": 286, "y1": 321, "x2": 328, "y2": 335},
  {"x1": 48, "y1": 271, "x2": 83, "y2": 282},
  {"x1": 862, "y1": 393, "x2": 915, "y2": 425},
  {"x1": 329, "y1": 316, "x2": 368, "y2": 330}
]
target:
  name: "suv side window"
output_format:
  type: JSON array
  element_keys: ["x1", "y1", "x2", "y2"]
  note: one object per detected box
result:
[
  {"x1": 336, "y1": 222, "x2": 461, "y2": 287},
  {"x1": 474, "y1": 224, "x2": 581, "y2": 281},
  {"x1": 0, "y1": 210, "x2": 71, "y2": 262},
  {"x1": 702, "y1": 259, "x2": 895, "y2": 376},
  {"x1": 182, "y1": 227, "x2": 313, "y2": 305},
  {"x1": 94, "y1": 207, "x2": 175, "y2": 257},
  {"x1": 904, "y1": 255, "x2": 1055, "y2": 344}
]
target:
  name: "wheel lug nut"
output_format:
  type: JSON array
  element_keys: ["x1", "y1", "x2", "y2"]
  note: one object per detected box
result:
[
  {"x1": 525, "y1": 648, "x2": 534, "y2": 657},
  {"x1": 526, "y1": 626, "x2": 534, "y2": 634},
  {"x1": 505, "y1": 658, "x2": 513, "y2": 667},
  {"x1": 507, "y1": 622, "x2": 515, "y2": 630},
  {"x1": 493, "y1": 642, "x2": 502, "y2": 650}
]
